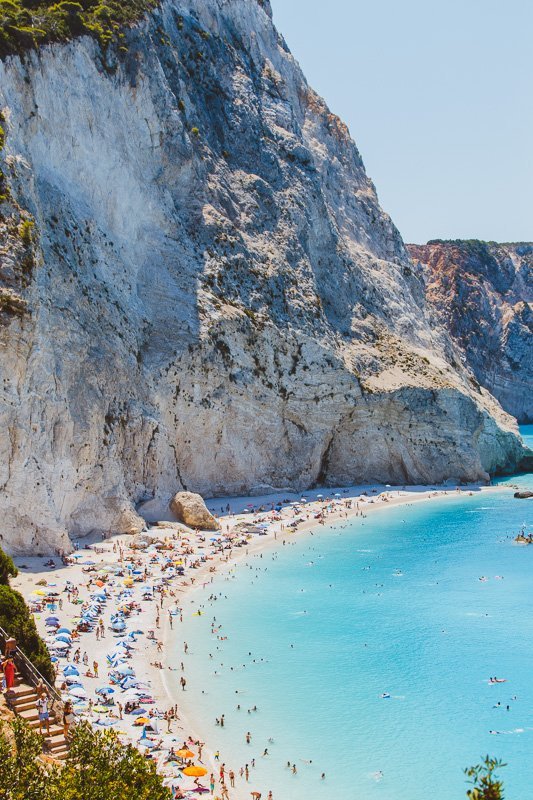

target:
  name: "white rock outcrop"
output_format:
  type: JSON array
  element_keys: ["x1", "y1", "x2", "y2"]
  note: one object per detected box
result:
[
  {"x1": 169, "y1": 491, "x2": 219, "y2": 530},
  {"x1": 0, "y1": 0, "x2": 528, "y2": 554}
]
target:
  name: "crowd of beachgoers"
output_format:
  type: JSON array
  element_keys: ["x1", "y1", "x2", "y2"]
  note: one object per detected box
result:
[{"x1": 10, "y1": 484, "x2": 485, "y2": 799}]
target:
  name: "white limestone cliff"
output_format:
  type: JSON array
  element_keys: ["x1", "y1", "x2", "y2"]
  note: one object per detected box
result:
[{"x1": 0, "y1": 0, "x2": 527, "y2": 553}]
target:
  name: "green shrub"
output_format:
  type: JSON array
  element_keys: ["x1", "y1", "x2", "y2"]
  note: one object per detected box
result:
[
  {"x1": 19, "y1": 218, "x2": 34, "y2": 244},
  {"x1": 0, "y1": 545, "x2": 54, "y2": 683},
  {"x1": 0, "y1": 0, "x2": 160, "y2": 58},
  {"x1": 0, "y1": 547, "x2": 17, "y2": 584},
  {"x1": 0, "y1": 717, "x2": 172, "y2": 799}
]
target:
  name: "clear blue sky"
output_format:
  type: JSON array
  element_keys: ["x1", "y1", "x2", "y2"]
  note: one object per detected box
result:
[{"x1": 270, "y1": 0, "x2": 532, "y2": 244}]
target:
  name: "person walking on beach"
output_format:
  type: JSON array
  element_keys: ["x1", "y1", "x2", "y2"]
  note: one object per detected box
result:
[
  {"x1": 93, "y1": 660, "x2": 99, "y2": 677},
  {"x1": 184, "y1": 642, "x2": 188, "y2": 654},
  {"x1": 229, "y1": 770, "x2": 235, "y2": 788},
  {"x1": 180, "y1": 676, "x2": 186, "y2": 691}
]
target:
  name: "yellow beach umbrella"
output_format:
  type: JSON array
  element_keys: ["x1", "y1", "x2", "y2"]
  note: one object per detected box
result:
[
  {"x1": 123, "y1": 578, "x2": 134, "y2": 586},
  {"x1": 134, "y1": 717, "x2": 150, "y2": 725},
  {"x1": 183, "y1": 765, "x2": 207, "y2": 777},
  {"x1": 33, "y1": 589, "x2": 47, "y2": 596},
  {"x1": 176, "y1": 748, "x2": 195, "y2": 759}
]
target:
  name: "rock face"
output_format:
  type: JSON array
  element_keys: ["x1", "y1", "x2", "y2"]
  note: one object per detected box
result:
[
  {"x1": 408, "y1": 241, "x2": 533, "y2": 423},
  {"x1": 169, "y1": 491, "x2": 219, "y2": 530},
  {"x1": 0, "y1": 0, "x2": 529, "y2": 554}
]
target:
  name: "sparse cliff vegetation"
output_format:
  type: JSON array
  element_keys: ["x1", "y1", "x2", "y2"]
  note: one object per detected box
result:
[{"x1": 0, "y1": 0, "x2": 158, "y2": 58}]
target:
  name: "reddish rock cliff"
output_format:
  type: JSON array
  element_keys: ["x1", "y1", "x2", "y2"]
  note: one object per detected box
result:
[{"x1": 408, "y1": 241, "x2": 532, "y2": 423}]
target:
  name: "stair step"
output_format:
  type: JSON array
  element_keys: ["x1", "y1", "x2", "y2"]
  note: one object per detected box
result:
[
  {"x1": 47, "y1": 734, "x2": 67, "y2": 747},
  {"x1": 18, "y1": 709, "x2": 39, "y2": 721},
  {"x1": 45, "y1": 725, "x2": 64, "y2": 738},
  {"x1": 14, "y1": 701, "x2": 38, "y2": 713},
  {"x1": 10, "y1": 686, "x2": 35, "y2": 698}
]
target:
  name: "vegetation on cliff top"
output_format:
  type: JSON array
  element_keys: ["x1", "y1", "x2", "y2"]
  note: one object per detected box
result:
[{"x1": 0, "y1": 0, "x2": 159, "y2": 59}]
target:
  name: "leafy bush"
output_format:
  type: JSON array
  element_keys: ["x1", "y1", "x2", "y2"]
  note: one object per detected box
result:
[
  {"x1": 0, "y1": 0, "x2": 159, "y2": 58},
  {"x1": 0, "y1": 547, "x2": 17, "y2": 584},
  {"x1": 0, "y1": 717, "x2": 172, "y2": 800},
  {"x1": 0, "y1": 545, "x2": 53, "y2": 683},
  {"x1": 465, "y1": 756, "x2": 506, "y2": 799}
]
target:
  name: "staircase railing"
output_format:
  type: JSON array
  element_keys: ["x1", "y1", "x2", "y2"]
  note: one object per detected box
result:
[{"x1": 0, "y1": 624, "x2": 63, "y2": 718}]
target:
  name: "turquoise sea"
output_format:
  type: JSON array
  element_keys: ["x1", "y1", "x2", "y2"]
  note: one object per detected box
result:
[{"x1": 175, "y1": 426, "x2": 533, "y2": 800}]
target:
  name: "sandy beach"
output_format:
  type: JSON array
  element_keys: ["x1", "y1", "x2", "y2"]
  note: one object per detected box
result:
[{"x1": 11, "y1": 482, "x2": 504, "y2": 799}]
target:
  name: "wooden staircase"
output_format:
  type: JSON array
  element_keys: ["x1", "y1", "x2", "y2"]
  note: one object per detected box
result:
[{"x1": 8, "y1": 671, "x2": 69, "y2": 760}]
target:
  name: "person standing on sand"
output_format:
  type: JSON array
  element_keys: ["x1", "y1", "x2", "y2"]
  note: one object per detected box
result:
[{"x1": 180, "y1": 676, "x2": 186, "y2": 691}]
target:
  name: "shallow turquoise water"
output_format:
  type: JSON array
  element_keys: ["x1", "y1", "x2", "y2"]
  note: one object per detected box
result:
[{"x1": 175, "y1": 429, "x2": 533, "y2": 800}]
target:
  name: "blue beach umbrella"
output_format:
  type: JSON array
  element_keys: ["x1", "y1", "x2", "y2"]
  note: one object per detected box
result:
[
  {"x1": 63, "y1": 665, "x2": 79, "y2": 676},
  {"x1": 115, "y1": 665, "x2": 134, "y2": 676},
  {"x1": 96, "y1": 686, "x2": 115, "y2": 695},
  {"x1": 69, "y1": 686, "x2": 87, "y2": 699},
  {"x1": 130, "y1": 707, "x2": 147, "y2": 716}
]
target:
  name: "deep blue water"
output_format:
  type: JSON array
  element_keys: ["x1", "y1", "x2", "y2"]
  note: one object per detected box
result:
[{"x1": 175, "y1": 427, "x2": 533, "y2": 800}]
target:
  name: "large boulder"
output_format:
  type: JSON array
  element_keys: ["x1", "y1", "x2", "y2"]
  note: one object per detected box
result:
[
  {"x1": 169, "y1": 492, "x2": 220, "y2": 531},
  {"x1": 514, "y1": 490, "x2": 533, "y2": 499}
]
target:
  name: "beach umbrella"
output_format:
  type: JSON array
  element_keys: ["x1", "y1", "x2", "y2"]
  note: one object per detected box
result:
[
  {"x1": 55, "y1": 634, "x2": 72, "y2": 644},
  {"x1": 176, "y1": 748, "x2": 196, "y2": 759},
  {"x1": 95, "y1": 686, "x2": 115, "y2": 695},
  {"x1": 129, "y1": 707, "x2": 147, "y2": 716},
  {"x1": 45, "y1": 616, "x2": 59, "y2": 624},
  {"x1": 63, "y1": 664, "x2": 79, "y2": 675},
  {"x1": 69, "y1": 686, "x2": 87, "y2": 699},
  {"x1": 120, "y1": 677, "x2": 138, "y2": 689},
  {"x1": 183, "y1": 766, "x2": 208, "y2": 778},
  {"x1": 57, "y1": 627, "x2": 71, "y2": 634},
  {"x1": 115, "y1": 665, "x2": 134, "y2": 676},
  {"x1": 134, "y1": 717, "x2": 150, "y2": 725}
]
